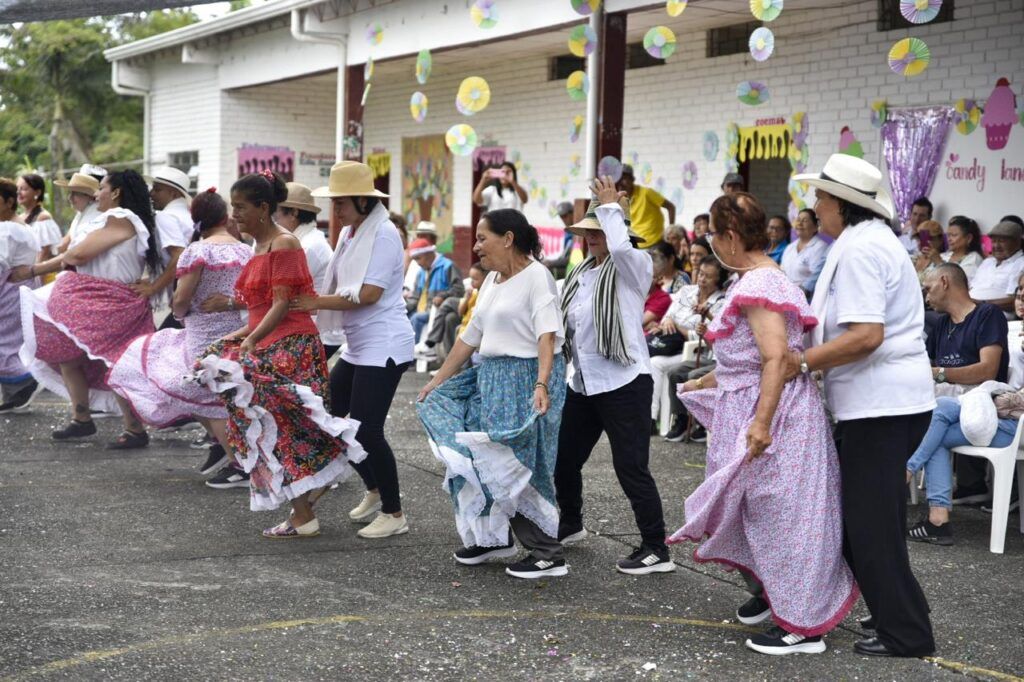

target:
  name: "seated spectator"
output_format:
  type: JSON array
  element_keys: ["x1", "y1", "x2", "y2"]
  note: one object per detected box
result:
[
  {"x1": 403, "y1": 221, "x2": 439, "y2": 295},
  {"x1": 692, "y1": 213, "x2": 710, "y2": 241},
  {"x1": 457, "y1": 262, "x2": 486, "y2": 336},
  {"x1": 643, "y1": 269, "x2": 672, "y2": 329},
  {"x1": 925, "y1": 262, "x2": 1008, "y2": 398},
  {"x1": 969, "y1": 220, "x2": 1024, "y2": 318},
  {"x1": 941, "y1": 215, "x2": 984, "y2": 283},
  {"x1": 650, "y1": 241, "x2": 689, "y2": 293},
  {"x1": 406, "y1": 239, "x2": 464, "y2": 349},
  {"x1": 1002, "y1": 215, "x2": 1024, "y2": 229},
  {"x1": 424, "y1": 262, "x2": 486, "y2": 363},
  {"x1": 898, "y1": 196, "x2": 932, "y2": 256},
  {"x1": 1008, "y1": 273, "x2": 1024, "y2": 390},
  {"x1": 764, "y1": 215, "x2": 791, "y2": 265},
  {"x1": 647, "y1": 258, "x2": 728, "y2": 437},
  {"x1": 780, "y1": 208, "x2": 828, "y2": 298},
  {"x1": 913, "y1": 220, "x2": 948, "y2": 285},
  {"x1": 544, "y1": 201, "x2": 577, "y2": 279},
  {"x1": 664, "y1": 224, "x2": 690, "y2": 275},
  {"x1": 688, "y1": 236, "x2": 711, "y2": 274}
]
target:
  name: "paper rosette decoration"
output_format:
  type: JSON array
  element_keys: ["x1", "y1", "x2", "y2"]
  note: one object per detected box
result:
[
  {"x1": 870, "y1": 100, "x2": 888, "y2": 128},
  {"x1": 415, "y1": 50, "x2": 432, "y2": 85},
  {"x1": 366, "y1": 22, "x2": 383, "y2": 46},
  {"x1": 641, "y1": 162, "x2": 653, "y2": 185},
  {"x1": 570, "y1": 115, "x2": 584, "y2": 143},
  {"x1": 681, "y1": 161, "x2": 698, "y2": 190},
  {"x1": 749, "y1": 27, "x2": 774, "y2": 62},
  {"x1": 671, "y1": 187, "x2": 683, "y2": 211},
  {"x1": 456, "y1": 77, "x2": 491, "y2": 115},
  {"x1": 559, "y1": 176, "x2": 569, "y2": 196},
  {"x1": 643, "y1": 26, "x2": 677, "y2": 59},
  {"x1": 750, "y1": 0, "x2": 783, "y2": 22},
  {"x1": 360, "y1": 82, "x2": 371, "y2": 107},
  {"x1": 364, "y1": 57, "x2": 374, "y2": 81},
  {"x1": 655, "y1": 177, "x2": 667, "y2": 196},
  {"x1": 571, "y1": 0, "x2": 601, "y2": 16},
  {"x1": 471, "y1": 0, "x2": 498, "y2": 29},
  {"x1": 566, "y1": 70, "x2": 590, "y2": 101},
  {"x1": 954, "y1": 98, "x2": 980, "y2": 136},
  {"x1": 791, "y1": 111, "x2": 809, "y2": 147},
  {"x1": 666, "y1": 0, "x2": 687, "y2": 17},
  {"x1": 410, "y1": 92, "x2": 428, "y2": 123},
  {"x1": 629, "y1": 151, "x2": 641, "y2": 166},
  {"x1": 569, "y1": 154, "x2": 582, "y2": 177},
  {"x1": 568, "y1": 25, "x2": 598, "y2": 58},
  {"x1": 703, "y1": 131, "x2": 719, "y2": 161},
  {"x1": 446, "y1": 124, "x2": 478, "y2": 156},
  {"x1": 597, "y1": 156, "x2": 623, "y2": 182},
  {"x1": 737, "y1": 80, "x2": 770, "y2": 106},
  {"x1": 888, "y1": 38, "x2": 930, "y2": 77},
  {"x1": 900, "y1": 0, "x2": 942, "y2": 24}
]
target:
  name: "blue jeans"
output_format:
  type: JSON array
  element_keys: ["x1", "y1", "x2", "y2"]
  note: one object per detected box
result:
[
  {"x1": 905, "y1": 397, "x2": 1017, "y2": 509},
  {"x1": 409, "y1": 311, "x2": 430, "y2": 342}
]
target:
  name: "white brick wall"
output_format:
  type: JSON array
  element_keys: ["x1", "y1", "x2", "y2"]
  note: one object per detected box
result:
[{"x1": 148, "y1": 60, "x2": 221, "y2": 186}]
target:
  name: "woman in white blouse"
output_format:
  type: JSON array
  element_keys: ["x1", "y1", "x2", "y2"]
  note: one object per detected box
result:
[
  {"x1": 780, "y1": 208, "x2": 829, "y2": 297},
  {"x1": 941, "y1": 215, "x2": 984, "y2": 283},
  {"x1": 417, "y1": 208, "x2": 567, "y2": 580},
  {"x1": 472, "y1": 162, "x2": 528, "y2": 213}
]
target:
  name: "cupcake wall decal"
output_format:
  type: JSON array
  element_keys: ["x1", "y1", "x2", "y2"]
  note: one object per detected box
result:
[{"x1": 981, "y1": 77, "x2": 1017, "y2": 150}]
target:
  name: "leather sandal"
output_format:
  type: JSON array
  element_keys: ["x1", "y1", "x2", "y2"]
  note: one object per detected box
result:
[
  {"x1": 107, "y1": 430, "x2": 150, "y2": 450},
  {"x1": 262, "y1": 518, "x2": 320, "y2": 539}
]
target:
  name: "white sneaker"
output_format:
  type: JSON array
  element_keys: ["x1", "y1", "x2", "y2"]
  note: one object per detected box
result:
[
  {"x1": 357, "y1": 513, "x2": 409, "y2": 538},
  {"x1": 349, "y1": 491, "x2": 382, "y2": 522}
]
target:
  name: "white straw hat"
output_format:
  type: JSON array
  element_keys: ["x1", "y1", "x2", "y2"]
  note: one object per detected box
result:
[
  {"x1": 793, "y1": 154, "x2": 894, "y2": 221},
  {"x1": 145, "y1": 166, "x2": 192, "y2": 198}
]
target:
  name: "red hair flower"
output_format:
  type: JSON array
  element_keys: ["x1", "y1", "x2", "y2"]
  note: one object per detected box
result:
[
  {"x1": 205, "y1": 186, "x2": 217, "y2": 194},
  {"x1": 259, "y1": 169, "x2": 275, "y2": 181}
]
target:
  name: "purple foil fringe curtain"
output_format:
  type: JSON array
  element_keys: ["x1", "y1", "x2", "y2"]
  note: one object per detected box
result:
[{"x1": 882, "y1": 107, "x2": 955, "y2": 224}]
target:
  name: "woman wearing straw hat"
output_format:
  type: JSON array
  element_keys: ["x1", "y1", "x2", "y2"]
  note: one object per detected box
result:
[
  {"x1": 554, "y1": 177, "x2": 674, "y2": 576},
  {"x1": 787, "y1": 154, "x2": 936, "y2": 658},
  {"x1": 290, "y1": 161, "x2": 415, "y2": 539},
  {"x1": 26, "y1": 172, "x2": 103, "y2": 283}
]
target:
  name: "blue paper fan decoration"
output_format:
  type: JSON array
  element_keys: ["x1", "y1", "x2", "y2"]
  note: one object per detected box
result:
[{"x1": 703, "y1": 131, "x2": 719, "y2": 161}]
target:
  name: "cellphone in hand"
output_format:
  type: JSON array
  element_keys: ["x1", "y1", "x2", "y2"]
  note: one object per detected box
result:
[{"x1": 487, "y1": 168, "x2": 506, "y2": 180}]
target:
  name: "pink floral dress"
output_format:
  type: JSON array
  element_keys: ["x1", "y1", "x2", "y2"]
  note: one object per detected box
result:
[{"x1": 668, "y1": 267, "x2": 858, "y2": 637}]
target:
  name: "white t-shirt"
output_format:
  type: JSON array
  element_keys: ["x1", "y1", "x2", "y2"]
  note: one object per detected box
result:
[
  {"x1": 480, "y1": 185, "x2": 524, "y2": 213},
  {"x1": 819, "y1": 219, "x2": 936, "y2": 421},
  {"x1": 0, "y1": 221, "x2": 39, "y2": 272},
  {"x1": 968, "y1": 250, "x2": 1024, "y2": 302},
  {"x1": 154, "y1": 197, "x2": 194, "y2": 262},
  {"x1": 68, "y1": 203, "x2": 102, "y2": 243},
  {"x1": 780, "y1": 235, "x2": 828, "y2": 291},
  {"x1": 460, "y1": 260, "x2": 564, "y2": 358},
  {"x1": 69, "y1": 208, "x2": 149, "y2": 285},
  {"x1": 941, "y1": 250, "x2": 983, "y2": 283},
  {"x1": 333, "y1": 223, "x2": 415, "y2": 367},
  {"x1": 293, "y1": 222, "x2": 332, "y2": 294}
]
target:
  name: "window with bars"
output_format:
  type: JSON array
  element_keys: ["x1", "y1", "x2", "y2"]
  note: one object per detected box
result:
[
  {"x1": 877, "y1": 0, "x2": 954, "y2": 30},
  {"x1": 167, "y1": 151, "x2": 199, "y2": 193},
  {"x1": 550, "y1": 54, "x2": 586, "y2": 81},
  {"x1": 707, "y1": 21, "x2": 760, "y2": 58}
]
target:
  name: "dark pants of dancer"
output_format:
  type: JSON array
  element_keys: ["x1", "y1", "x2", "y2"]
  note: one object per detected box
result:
[
  {"x1": 329, "y1": 358, "x2": 410, "y2": 514},
  {"x1": 835, "y1": 412, "x2": 935, "y2": 657},
  {"x1": 667, "y1": 362, "x2": 716, "y2": 415},
  {"x1": 323, "y1": 344, "x2": 340, "y2": 361},
  {"x1": 555, "y1": 374, "x2": 668, "y2": 551},
  {"x1": 510, "y1": 513, "x2": 564, "y2": 561},
  {"x1": 158, "y1": 311, "x2": 183, "y2": 330}
]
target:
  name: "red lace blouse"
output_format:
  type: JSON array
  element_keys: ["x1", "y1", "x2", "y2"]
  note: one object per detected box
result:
[{"x1": 235, "y1": 248, "x2": 319, "y2": 349}]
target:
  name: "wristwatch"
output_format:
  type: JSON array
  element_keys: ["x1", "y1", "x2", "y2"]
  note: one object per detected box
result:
[
  {"x1": 935, "y1": 369, "x2": 947, "y2": 384},
  {"x1": 799, "y1": 352, "x2": 810, "y2": 375}
]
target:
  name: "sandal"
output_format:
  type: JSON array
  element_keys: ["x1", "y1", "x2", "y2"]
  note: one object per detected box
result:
[
  {"x1": 106, "y1": 430, "x2": 150, "y2": 450},
  {"x1": 262, "y1": 518, "x2": 320, "y2": 539}
]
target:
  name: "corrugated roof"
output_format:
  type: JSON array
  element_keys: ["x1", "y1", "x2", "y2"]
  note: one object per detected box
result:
[{"x1": 0, "y1": 0, "x2": 224, "y2": 22}]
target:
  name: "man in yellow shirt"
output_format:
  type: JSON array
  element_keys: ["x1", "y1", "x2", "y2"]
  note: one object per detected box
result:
[{"x1": 616, "y1": 165, "x2": 676, "y2": 249}]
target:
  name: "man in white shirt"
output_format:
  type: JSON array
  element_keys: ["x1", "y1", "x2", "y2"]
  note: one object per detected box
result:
[
  {"x1": 968, "y1": 220, "x2": 1024, "y2": 318},
  {"x1": 132, "y1": 167, "x2": 193, "y2": 329},
  {"x1": 897, "y1": 196, "x2": 931, "y2": 256},
  {"x1": 276, "y1": 183, "x2": 331, "y2": 292}
]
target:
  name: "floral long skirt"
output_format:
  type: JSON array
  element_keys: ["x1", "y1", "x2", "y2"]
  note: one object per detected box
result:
[{"x1": 193, "y1": 334, "x2": 365, "y2": 511}]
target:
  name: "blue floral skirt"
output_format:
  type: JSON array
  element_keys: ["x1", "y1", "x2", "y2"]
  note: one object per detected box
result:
[{"x1": 417, "y1": 355, "x2": 566, "y2": 548}]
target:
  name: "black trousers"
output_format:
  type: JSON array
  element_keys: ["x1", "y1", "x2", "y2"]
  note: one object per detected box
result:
[
  {"x1": 329, "y1": 358, "x2": 410, "y2": 514},
  {"x1": 835, "y1": 413, "x2": 935, "y2": 657},
  {"x1": 158, "y1": 311, "x2": 183, "y2": 330},
  {"x1": 555, "y1": 374, "x2": 668, "y2": 550}
]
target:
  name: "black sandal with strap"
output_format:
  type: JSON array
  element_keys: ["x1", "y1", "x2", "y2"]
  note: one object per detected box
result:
[{"x1": 107, "y1": 430, "x2": 150, "y2": 450}]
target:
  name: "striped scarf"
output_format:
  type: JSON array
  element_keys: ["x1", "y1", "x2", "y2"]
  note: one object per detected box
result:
[{"x1": 560, "y1": 256, "x2": 632, "y2": 366}]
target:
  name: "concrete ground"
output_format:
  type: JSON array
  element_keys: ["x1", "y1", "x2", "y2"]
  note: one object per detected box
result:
[{"x1": 1, "y1": 373, "x2": 1022, "y2": 681}]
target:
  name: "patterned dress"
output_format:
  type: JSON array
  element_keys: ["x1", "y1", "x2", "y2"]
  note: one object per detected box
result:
[
  {"x1": 192, "y1": 248, "x2": 365, "y2": 511},
  {"x1": 668, "y1": 267, "x2": 858, "y2": 637},
  {"x1": 0, "y1": 221, "x2": 38, "y2": 398},
  {"x1": 108, "y1": 240, "x2": 252, "y2": 426}
]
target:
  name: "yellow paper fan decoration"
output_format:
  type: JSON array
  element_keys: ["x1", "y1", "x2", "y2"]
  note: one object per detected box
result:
[
  {"x1": 456, "y1": 76, "x2": 491, "y2": 115},
  {"x1": 667, "y1": 0, "x2": 687, "y2": 16},
  {"x1": 446, "y1": 124, "x2": 478, "y2": 156}
]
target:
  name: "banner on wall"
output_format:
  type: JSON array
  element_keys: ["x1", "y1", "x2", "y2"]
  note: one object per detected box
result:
[
  {"x1": 401, "y1": 135, "x2": 453, "y2": 252},
  {"x1": 237, "y1": 144, "x2": 294, "y2": 180},
  {"x1": 929, "y1": 121, "x2": 1024, "y2": 231}
]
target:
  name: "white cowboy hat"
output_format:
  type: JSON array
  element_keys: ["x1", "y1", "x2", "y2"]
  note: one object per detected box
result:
[
  {"x1": 279, "y1": 182, "x2": 322, "y2": 214},
  {"x1": 145, "y1": 166, "x2": 192, "y2": 198},
  {"x1": 311, "y1": 161, "x2": 389, "y2": 198},
  {"x1": 414, "y1": 221, "x2": 437, "y2": 235},
  {"x1": 793, "y1": 154, "x2": 894, "y2": 221},
  {"x1": 53, "y1": 172, "x2": 100, "y2": 195}
]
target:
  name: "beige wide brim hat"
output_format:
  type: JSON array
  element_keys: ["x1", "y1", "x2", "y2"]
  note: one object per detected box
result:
[
  {"x1": 793, "y1": 154, "x2": 894, "y2": 221},
  {"x1": 279, "y1": 182, "x2": 322, "y2": 214},
  {"x1": 567, "y1": 200, "x2": 643, "y2": 243},
  {"x1": 54, "y1": 172, "x2": 100, "y2": 195},
  {"x1": 311, "y1": 160, "x2": 389, "y2": 199}
]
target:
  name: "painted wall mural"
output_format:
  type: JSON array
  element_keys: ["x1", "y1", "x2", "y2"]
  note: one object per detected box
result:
[
  {"x1": 237, "y1": 144, "x2": 294, "y2": 180},
  {"x1": 401, "y1": 134, "x2": 453, "y2": 251}
]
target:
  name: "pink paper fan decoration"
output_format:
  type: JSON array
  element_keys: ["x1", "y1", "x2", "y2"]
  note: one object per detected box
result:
[
  {"x1": 900, "y1": 0, "x2": 942, "y2": 24},
  {"x1": 681, "y1": 161, "x2": 698, "y2": 190}
]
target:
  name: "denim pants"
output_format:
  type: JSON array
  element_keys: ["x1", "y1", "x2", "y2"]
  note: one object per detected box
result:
[
  {"x1": 409, "y1": 311, "x2": 430, "y2": 342},
  {"x1": 905, "y1": 396, "x2": 1017, "y2": 508}
]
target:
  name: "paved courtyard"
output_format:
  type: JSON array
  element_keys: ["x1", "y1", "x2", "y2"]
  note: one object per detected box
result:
[{"x1": 1, "y1": 373, "x2": 1022, "y2": 681}]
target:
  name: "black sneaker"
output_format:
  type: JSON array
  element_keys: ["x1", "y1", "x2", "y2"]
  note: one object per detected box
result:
[
  {"x1": 689, "y1": 426, "x2": 707, "y2": 443},
  {"x1": 199, "y1": 444, "x2": 230, "y2": 476},
  {"x1": 205, "y1": 466, "x2": 250, "y2": 489},
  {"x1": 190, "y1": 432, "x2": 216, "y2": 450},
  {"x1": 952, "y1": 487, "x2": 991, "y2": 506},
  {"x1": 453, "y1": 541, "x2": 518, "y2": 566},
  {"x1": 746, "y1": 626, "x2": 826, "y2": 655},
  {"x1": 907, "y1": 519, "x2": 954, "y2": 546},
  {"x1": 663, "y1": 417, "x2": 687, "y2": 443},
  {"x1": 616, "y1": 547, "x2": 675, "y2": 575},
  {"x1": 505, "y1": 555, "x2": 569, "y2": 579},
  {"x1": 52, "y1": 420, "x2": 97, "y2": 440},
  {"x1": 858, "y1": 615, "x2": 875, "y2": 631},
  {"x1": 736, "y1": 595, "x2": 771, "y2": 625},
  {"x1": 558, "y1": 526, "x2": 588, "y2": 546},
  {"x1": 0, "y1": 379, "x2": 41, "y2": 413}
]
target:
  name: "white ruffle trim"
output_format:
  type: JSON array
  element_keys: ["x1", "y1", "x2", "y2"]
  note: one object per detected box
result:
[
  {"x1": 17, "y1": 282, "x2": 123, "y2": 415},
  {"x1": 427, "y1": 431, "x2": 560, "y2": 548},
  {"x1": 191, "y1": 353, "x2": 365, "y2": 512}
]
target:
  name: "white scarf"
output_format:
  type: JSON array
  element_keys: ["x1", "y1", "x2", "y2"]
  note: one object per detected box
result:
[
  {"x1": 316, "y1": 202, "x2": 389, "y2": 339},
  {"x1": 809, "y1": 219, "x2": 879, "y2": 347}
]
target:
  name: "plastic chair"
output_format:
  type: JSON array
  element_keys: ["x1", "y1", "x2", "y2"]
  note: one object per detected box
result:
[
  {"x1": 414, "y1": 306, "x2": 438, "y2": 374},
  {"x1": 950, "y1": 413, "x2": 1024, "y2": 554}
]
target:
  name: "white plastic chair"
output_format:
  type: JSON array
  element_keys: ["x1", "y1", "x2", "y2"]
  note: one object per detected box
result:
[
  {"x1": 658, "y1": 341, "x2": 700, "y2": 437},
  {"x1": 414, "y1": 305, "x2": 438, "y2": 374},
  {"x1": 951, "y1": 413, "x2": 1024, "y2": 554}
]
